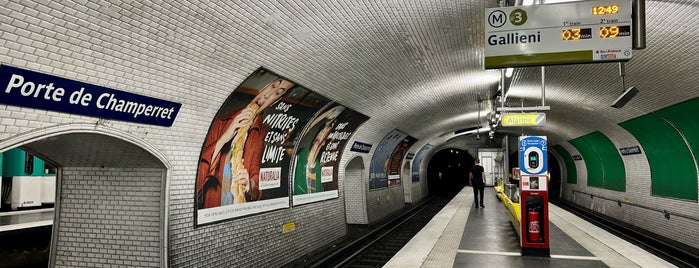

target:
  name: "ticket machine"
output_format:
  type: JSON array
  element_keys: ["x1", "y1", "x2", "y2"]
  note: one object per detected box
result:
[{"x1": 518, "y1": 136, "x2": 550, "y2": 257}]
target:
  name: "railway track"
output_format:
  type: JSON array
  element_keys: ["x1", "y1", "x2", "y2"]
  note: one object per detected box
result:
[{"x1": 310, "y1": 196, "x2": 450, "y2": 268}]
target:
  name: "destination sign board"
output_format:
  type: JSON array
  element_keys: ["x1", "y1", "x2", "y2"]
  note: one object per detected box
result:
[{"x1": 484, "y1": 0, "x2": 632, "y2": 69}]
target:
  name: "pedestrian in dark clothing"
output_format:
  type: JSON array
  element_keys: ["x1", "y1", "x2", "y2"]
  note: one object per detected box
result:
[{"x1": 470, "y1": 159, "x2": 485, "y2": 208}]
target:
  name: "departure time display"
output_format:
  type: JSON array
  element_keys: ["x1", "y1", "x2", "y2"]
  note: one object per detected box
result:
[
  {"x1": 562, "y1": 28, "x2": 592, "y2": 41},
  {"x1": 592, "y1": 5, "x2": 619, "y2": 15},
  {"x1": 600, "y1": 25, "x2": 631, "y2": 38}
]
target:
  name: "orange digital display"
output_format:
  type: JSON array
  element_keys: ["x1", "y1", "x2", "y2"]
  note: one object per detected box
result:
[
  {"x1": 592, "y1": 5, "x2": 619, "y2": 15},
  {"x1": 562, "y1": 28, "x2": 592, "y2": 41},
  {"x1": 600, "y1": 25, "x2": 630, "y2": 38},
  {"x1": 600, "y1": 26, "x2": 619, "y2": 38}
]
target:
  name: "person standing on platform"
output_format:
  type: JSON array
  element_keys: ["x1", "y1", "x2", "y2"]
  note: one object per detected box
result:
[{"x1": 470, "y1": 159, "x2": 486, "y2": 208}]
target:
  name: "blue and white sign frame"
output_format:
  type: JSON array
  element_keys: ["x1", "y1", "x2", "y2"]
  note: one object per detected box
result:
[{"x1": 519, "y1": 136, "x2": 548, "y2": 175}]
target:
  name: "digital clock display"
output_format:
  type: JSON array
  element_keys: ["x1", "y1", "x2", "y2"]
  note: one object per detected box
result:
[
  {"x1": 562, "y1": 28, "x2": 592, "y2": 41},
  {"x1": 599, "y1": 25, "x2": 631, "y2": 38},
  {"x1": 593, "y1": 5, "x2": 619, "y2": 15}
]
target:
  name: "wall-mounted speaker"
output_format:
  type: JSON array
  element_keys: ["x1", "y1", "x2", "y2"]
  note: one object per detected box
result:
[{"x1": 611, "y1": 86, "x2": 639, "y2": 108}]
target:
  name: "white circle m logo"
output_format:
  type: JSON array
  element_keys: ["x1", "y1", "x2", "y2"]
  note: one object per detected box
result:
[{"x1": 488, "y1": 10, "x2": 507, "y2": 28}]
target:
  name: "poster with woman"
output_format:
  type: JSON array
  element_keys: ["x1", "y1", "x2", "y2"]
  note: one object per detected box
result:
[
  {"x1": 387, "y1": 136, "x2": 418, "y2": 187},
  {"x1": 369, "y1": 129, "x2": 417, "y2": 189},
  {"x1": 195, "y1": 68, "x2": 331, "y2": 225},
  {"x1": 292, "y1": 104, "x2": 369, "y2": 205}
]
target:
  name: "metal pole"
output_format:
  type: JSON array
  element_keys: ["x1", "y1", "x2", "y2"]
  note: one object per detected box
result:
[
  {"x1": 501, "y1": 69, "x2": 506, "y2": 108},
  {"x1": 619, "y1": 62, "x2": 626, "y2": 92},
  {"x1": 541, "y1": 66, "x2": 545, "y2": 107},
  {"x1": 633, "y1": 0, "x2": 646, "y2": 49}
]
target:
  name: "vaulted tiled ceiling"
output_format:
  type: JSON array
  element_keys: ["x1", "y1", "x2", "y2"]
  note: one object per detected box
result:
[
  {"x1": 8, "y1": 0, "x2": 696, "y2": 152},
  {"x1": 239, "y1": 0, "x2": 698, "y2": 146}
]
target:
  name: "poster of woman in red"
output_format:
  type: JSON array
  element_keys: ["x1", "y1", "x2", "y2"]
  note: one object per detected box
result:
[{"x1": 196, "y1": 69, "x2": 330, "y2": 225}]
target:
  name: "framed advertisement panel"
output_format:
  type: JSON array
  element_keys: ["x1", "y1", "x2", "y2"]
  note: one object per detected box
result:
[
  {"x1": 196, "y1": 69, "x2": 331, "y2": 225},
  {"x1": 369, "y1": 129, "x2": 417, "y2": 189}
]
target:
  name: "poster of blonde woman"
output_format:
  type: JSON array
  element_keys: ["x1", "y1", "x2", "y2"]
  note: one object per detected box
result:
[
  {"x1": 292, "y1": 104, "x2": 368, "y2": 205},
  {"x1": 196, "y1": 68, "x2": 331, "y2": 225}
]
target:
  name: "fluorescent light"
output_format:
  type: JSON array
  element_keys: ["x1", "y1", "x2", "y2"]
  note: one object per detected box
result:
[
  {"x1": 505, "y1": 68, "x2": 514, "y2": 78},
  {"x1": 452, "y1": 127, "x2": 491, "y2": 138}
]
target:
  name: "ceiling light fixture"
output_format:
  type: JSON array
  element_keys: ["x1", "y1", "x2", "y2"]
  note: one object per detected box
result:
[{"x1": 611, "y1": 62, "x2": 638, "y2": 109}]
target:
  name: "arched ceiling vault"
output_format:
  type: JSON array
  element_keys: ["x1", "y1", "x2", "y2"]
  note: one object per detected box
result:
[{"x1": 253, "y1": 0, "x2": 698, "y2": 147}]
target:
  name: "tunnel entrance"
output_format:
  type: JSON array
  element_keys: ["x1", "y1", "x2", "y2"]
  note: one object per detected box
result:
[{"x1": 426, "y1": 148, "x2": 474, "y2": 197}]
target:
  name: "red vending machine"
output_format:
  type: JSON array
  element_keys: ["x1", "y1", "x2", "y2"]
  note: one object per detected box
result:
[
  {"x1": 518, "y1": 136, "x2": 550, "y2": 257},
  {"x1": 520, "y1": 174, "x2": 550, "y2": 256}
]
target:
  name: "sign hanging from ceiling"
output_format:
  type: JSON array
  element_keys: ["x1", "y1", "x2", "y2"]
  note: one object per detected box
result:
[
  {"x1": 484, "y1": 0, "x2": 633, "y2": 69},
  {"x1": 502, "y1": 113, "x2": 546, "y2": 127}
]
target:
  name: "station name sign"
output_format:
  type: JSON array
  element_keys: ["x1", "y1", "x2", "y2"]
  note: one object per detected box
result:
[
  {"x1": 350, "y1": 141, "x2": 372, "y2": 153},
  {"x1": 484, "y1": 0, "x2": 632, "y2": 69},
  {"x1": 0, "y1": 65, "x2": 181, "y2": 126},
  {"x1": 619, "y1": 146, "x2": 641, "y2": 155}
]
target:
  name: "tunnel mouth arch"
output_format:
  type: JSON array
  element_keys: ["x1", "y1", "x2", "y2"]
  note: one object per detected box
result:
[
  {"x1": 0, "y1": 124, "x2": 171, "y2": 267},
  {"x1": 426, "y1": 148, "x2": 474, "y2": 197}
]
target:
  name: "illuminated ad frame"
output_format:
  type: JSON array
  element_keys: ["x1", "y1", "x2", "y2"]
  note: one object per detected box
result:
[
  {"x1": 369, "y1": 129, "x2": 418, "y2": 189},
  {"x1": 484, "y1": 0, "x2": 632, "y2": 68},
  {"x1": 292, "y1": 104, "x2": 369, "y2": 205},
  {"x1": 195, "y1": 68, "x2": 368, "y2": 225},
  {"x1": 411, "y1": 144, "x2": 434, "y2": 183}
]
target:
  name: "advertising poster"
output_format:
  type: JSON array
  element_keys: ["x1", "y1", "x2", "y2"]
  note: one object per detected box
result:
[
  {"x1": 387, "y1": 135, "x2": 418, "y2": 187},
  {"x1": 196, "y1": 69, "x2": 331, "y2": 225},
  {"x1": 293, "y1": 104, "x2": 369, "y2": 205},
  {"x1": 412, "y1": 144, "x2": 434, "y2": 182},
  {"x1": 369, "y1": 129, "x2": 417, "y2": 189}
]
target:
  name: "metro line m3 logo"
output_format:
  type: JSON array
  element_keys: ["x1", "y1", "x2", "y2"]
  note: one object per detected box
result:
[{"x1": 488, "y1": 8, "x2": 528, "y2": 28}]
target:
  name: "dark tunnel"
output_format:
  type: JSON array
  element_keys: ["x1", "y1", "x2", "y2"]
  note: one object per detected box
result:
[{"x1": 426, "y1": 148, "x2": 474, "y2": 197}]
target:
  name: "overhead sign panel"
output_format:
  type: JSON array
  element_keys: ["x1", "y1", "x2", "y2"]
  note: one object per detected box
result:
[
  {"x1": 502, "y1": 113, "x2": 546, "y2": 126},
  {"x1": 484, "y1": 0, "x2": 632, "y2": 69}
]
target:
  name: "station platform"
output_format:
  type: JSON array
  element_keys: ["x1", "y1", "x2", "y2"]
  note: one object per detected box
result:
[
  {"x1": 0, "y1": 208, "x2": 54, "y2": 232},
  {"x1": 385, "y1": 188, "x2": 676, "y2": 268}
]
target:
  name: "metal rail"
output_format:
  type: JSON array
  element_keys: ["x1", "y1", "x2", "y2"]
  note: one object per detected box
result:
[
  {"x1": 571, "y1": 189, "x2": 699, "y2": 223},
  {"x1": 331, "y1": 204, "x2": 431, "y2": 268},
  {"x1": 309, "y1": 196, "x2": 437, "y2": 268}
]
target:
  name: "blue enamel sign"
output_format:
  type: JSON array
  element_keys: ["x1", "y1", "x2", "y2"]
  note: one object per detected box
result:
[
  {"x1": 0, "y1": 65, "x2": 181, "y2": 127},
  {"x1": 519, "y1": 136, "x2": 548, "y2": 175}
]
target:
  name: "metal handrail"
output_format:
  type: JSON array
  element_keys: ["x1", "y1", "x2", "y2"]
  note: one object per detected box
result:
[{"x1": 571, "y1": 189, "x2": 699, "y2": 223}]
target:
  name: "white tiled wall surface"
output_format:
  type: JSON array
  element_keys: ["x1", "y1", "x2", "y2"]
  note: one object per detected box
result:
[
  {"x1": 344, "y1": 155, "x2": 367, "y2": 225},
  {"x1": 55, "y1": 167, "x2": 164, "y2": 267},
  {"x1": 0, "y1": 1, "x2": 424, "y2": 266}
]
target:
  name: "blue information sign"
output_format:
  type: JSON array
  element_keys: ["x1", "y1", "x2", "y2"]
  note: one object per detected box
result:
[
  {"x1": 350, "y1": 141, "x2": 372, "y2": 153},
  {"x1": 519, "y1": 136, "x2": 548, "y2": 175},
  {"x1": 0, "y1": 65, "x2": 181, "y2": 126}
]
